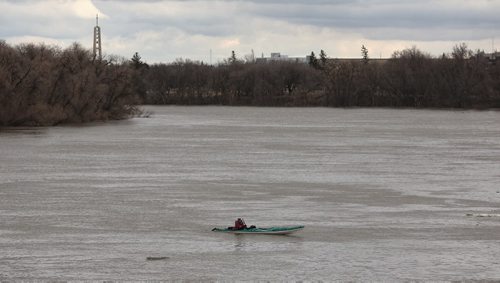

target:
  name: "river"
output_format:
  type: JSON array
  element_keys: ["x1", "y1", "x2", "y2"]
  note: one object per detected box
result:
[{"x1": 1, "y1": 106, "x2": 500, "y2": 281}]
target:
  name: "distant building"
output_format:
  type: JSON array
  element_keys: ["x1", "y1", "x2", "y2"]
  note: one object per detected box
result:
[
  {"x1": 486, "y1": 51, "x2": 499, "y2": 63},
  {"x1": 255, "y1": 52, "x2": 391, "y2": 65},
  {"x1": 329, "y1": 58, "x2": 390, "y2": 65},
  {"x1": 256, "y1": 52, "x2": 308, "y2": 64}
]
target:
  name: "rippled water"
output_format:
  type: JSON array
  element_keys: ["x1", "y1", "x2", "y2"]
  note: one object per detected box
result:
[{"x1": 1, "y1": 106, "x2": 500, "y2": 281}]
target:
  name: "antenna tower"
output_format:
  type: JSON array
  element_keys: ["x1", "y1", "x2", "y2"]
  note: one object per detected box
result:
[{"x1": 93, "y1": 14, "x2": 102, "y2": 60}]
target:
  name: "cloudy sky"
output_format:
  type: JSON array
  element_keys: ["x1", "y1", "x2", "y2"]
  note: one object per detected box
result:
[{"x1": 0, "y1": 0, "x2": 499, "y2": 63}]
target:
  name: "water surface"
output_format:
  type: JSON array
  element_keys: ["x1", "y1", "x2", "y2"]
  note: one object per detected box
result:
[{"x1": 1, "y1": 106, "x2": 500, "y2": 281}]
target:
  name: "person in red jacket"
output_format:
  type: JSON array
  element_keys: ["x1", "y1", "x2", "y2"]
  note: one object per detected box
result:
[{"x1": 234, "y1": 218, "x2": 247, "y2": 230}]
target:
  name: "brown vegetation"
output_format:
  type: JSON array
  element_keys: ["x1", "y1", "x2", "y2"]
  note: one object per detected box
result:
[
  {"x1": 0, "y1": 41, "x2": 140, "y2": 127},
  {"x1": 2, "y1": 41, "x2": 499, "y2": 127},
  {"x1": 141, "y1": 44, "x2": 500, "y2": 109}
]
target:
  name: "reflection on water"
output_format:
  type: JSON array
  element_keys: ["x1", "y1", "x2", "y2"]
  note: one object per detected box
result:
[
  {"x1": 231, "y1": 234, "x2": 304, "y2": 252},
  {"x1": 1, "y1": 106, "x2": 500, "y2": 281},
  {"x1": 0, "y1": 127, "x2": 47, "y2": 136}
]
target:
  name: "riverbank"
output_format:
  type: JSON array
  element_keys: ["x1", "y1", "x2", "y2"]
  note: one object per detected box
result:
[
  {"x1": 3, "y1": 41, "x2": 500, "y2": 127},
  {"x1": 0, "y1": 41, "x2": 140, "y2": 127},
  {"x1": 140, "y1": 45, "x2": 500, "y2": 109}
]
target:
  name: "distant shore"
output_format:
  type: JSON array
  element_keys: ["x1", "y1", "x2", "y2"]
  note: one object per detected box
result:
[
  {"x1": 2, "y1": 41, "x2": 500, "y2": 127},
  {"x1": 139, "y1": 45, "x2": 500, "y2": 110}
]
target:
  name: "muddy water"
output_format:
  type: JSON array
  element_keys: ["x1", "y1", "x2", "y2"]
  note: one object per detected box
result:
[{"x1": 1, "y1": 106, "x2": 500, "y2": 281}]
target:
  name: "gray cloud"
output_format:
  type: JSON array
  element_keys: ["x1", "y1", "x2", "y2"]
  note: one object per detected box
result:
[
  {"x1": 246, "y1": 0, "x2": 500, "y2": 39},
  {"x1": 1, "y1": 0, "x2": 499, "y2": 63},
  {"x1": 93, "y1": 0, "x2": 500, "y2": 40}
]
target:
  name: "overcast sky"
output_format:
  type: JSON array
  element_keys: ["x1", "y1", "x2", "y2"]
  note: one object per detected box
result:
[{"x1": 1, "y1": 0, "x2": 499, "y2": 63}]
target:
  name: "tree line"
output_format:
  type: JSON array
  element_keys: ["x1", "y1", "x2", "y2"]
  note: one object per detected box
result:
[
  {"x1": 140, "y1": 44, "x2": 500, "y2": 108},
  {"x1": 0, "y1": 41, "x2": 140, "y2": 127},
  {"x1": 2, "y1": 41, "x2": 499, "y2": 127}
]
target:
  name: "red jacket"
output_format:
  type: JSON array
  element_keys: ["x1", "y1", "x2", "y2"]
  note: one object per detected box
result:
[{"x1": 234, "y1": 219, "x2": 247, "y2": 230}]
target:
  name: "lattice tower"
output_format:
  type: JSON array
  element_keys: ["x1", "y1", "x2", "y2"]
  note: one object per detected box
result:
[{"x1": 93, "y1": 14, "x2": 102, "y2": 60}]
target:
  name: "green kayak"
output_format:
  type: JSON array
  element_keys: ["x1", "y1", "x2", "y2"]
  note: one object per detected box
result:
[{"x1": 212, "y1": 225, "x2": 304, "y2": 235}]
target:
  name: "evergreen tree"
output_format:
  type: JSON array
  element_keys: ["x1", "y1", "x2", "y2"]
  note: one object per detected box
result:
[
  {"x1": 319, "y1": 49, "x2": 328, "y2": 67},
  {"x1": 130, "y1": 52, "x2": 149, "y2": 102},
  {"x1": 361, "y1": 45, "x2": 369, "y2": 65},
  {"x1": 230, "y1": 50, "x2": 237, "y2": 64},
  {"x1": 309, "y1": 51, "x2": 319, "y2": 69},
  {"x1": 131, "y1": 52, "x2": 144, "y2": 69},
  {"x1": 130, "y1": 52, "x2": 148, "y2": 70}
]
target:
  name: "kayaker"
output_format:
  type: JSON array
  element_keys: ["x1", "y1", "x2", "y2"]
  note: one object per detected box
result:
[{"x1": 234, "y1": 218, "x2": 247, "y2": 230}]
